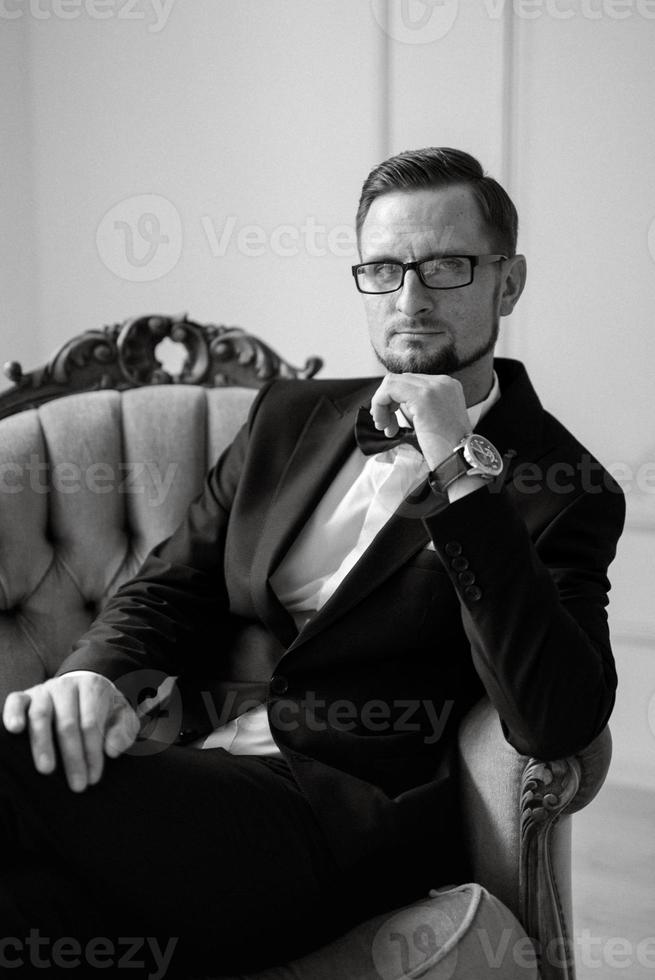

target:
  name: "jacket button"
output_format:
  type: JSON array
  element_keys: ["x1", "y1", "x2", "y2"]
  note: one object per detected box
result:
[
  {"x1": 451, "y1": 556, "x2": 469, "y2": 572},
  {"x1": 445, "y1": 541, "x2": 462, "y2": 557},
  {"x1": 270, "y1": 674, "x2": 289, "y2": 695},
  {"x1": 464, "y1": 585, "x2": 483, "y2": 602},
  {"x1": 458, "y1": 570, "x2": 475, "y2": 586}
]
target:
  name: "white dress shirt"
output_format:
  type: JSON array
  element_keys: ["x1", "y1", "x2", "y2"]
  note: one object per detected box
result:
[{"x1": 193, "y1": 373, "x2": 500, "y2": 755}]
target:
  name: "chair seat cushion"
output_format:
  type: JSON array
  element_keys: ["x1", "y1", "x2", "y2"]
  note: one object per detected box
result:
[{"x1": 225, "y1": 883, "x2": 538, "y2": 979}]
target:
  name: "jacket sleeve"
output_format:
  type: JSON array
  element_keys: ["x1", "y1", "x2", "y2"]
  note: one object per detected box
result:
[
  {"x1": 423, "y1": 478, "x2": 625, "y2": 760},
  {"x1": 55, "y1": 385, "x2": 272, "y2": 685}
]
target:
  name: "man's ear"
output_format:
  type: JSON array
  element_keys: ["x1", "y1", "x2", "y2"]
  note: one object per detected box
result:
[{"x1": 499, "y1": 254, "x2": 527, "y2": 316}]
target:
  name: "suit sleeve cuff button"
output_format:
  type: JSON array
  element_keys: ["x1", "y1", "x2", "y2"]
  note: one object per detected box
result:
[
  {"x1": 464, "y1": 585, "x2": 482, "y2": 602},
  {"x1": 270, "y1": 674, "x2": 289, "y2": 695}
]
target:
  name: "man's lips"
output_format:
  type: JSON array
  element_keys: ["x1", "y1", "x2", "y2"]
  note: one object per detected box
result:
[{"x1": 391, "y1": 328, "x2": 446, "y2": 336}]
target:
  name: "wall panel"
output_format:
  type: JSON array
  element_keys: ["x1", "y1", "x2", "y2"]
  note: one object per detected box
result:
[
  {"x1": 23, "y1": 0, "x2": 385, "y2": 379},
  {"x1": 384, "y1": 0, "x2": 520, "y2": 356},
  {"x1": 510, "y1": 12, "x2": 655, "y2": 790},
  {"x1": 0, "y1": 15, "x2": 37, "y2": 374}
]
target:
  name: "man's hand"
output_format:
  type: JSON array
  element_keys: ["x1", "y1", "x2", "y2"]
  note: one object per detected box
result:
[
  {"x1": 2, "y1": 672, "x2": 139, "y2": 792},
  {"x1": 369, "y1": 373, "x2": 471, "y2": 470}
]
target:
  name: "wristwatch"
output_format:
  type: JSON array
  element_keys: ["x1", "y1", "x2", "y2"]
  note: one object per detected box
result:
[{"x1": 428, "y1": 433, "x2": 504, "y2": 494}]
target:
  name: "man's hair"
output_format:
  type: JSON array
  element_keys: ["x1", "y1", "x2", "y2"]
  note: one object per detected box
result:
[{"x1": 356, "y1": 147, "x2": 518, "y2": 257}]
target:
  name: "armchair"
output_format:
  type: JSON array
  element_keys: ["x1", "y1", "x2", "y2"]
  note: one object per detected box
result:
[{"x1": 0, "y1": 315, "x2": 611, "y2": 980}]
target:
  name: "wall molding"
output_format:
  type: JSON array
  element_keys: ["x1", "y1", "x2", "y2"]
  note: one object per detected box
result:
[
  {"x1": 498, "y1": 1, "x2": 519, "y2": 362},
  {"x1": 501, "y1": 0, "x2": 517, "y2": 194},
  {"x1": 378, "y1": 0, "x2": 391, "y2": 160}
]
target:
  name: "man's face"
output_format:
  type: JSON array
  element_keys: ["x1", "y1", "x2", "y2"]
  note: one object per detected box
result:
[{"x1": 358, "y1": 185, "x2": 512, "y2": 376}]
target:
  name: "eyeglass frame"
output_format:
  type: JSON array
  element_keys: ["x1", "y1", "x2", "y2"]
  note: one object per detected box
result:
[{"x1": 351, "y1": 253, "x2": 508, "y2": 294}]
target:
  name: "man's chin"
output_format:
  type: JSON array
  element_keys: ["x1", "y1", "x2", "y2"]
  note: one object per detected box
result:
[{"x1": 375, "y1": 343, "x2": 459, "y2": 376}]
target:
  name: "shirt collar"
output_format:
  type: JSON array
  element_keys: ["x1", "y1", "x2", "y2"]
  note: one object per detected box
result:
[{"x1": 467, "y1": 369, "x2": 500, "y2": 429}]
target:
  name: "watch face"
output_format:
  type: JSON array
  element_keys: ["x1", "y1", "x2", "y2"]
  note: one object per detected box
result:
[{"x1": 464, "y1": 435, "x2": 504, "y2": 476}]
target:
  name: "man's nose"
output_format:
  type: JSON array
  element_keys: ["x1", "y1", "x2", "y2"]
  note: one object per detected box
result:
[{"x1": 395, "y1": 269, "x2": 434, "y2": 317}]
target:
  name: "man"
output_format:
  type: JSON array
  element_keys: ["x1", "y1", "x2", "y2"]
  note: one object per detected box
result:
[{"x1": 1, "y1": 148, "x2": 624, "y2": 975}]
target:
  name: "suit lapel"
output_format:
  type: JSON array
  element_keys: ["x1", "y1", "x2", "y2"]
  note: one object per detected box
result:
[
  {"x1": 289, "y1": 492, "x2": 441, "y2": 650},
  {"x1": 477, "y1": 358, "x2": 546, "y2": 474},
  {"x1": 250, "y1": 381, "x2": 378, "y2": 645}
]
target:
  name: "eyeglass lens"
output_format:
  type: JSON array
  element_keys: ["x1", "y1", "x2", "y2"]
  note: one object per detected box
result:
[{"x1": 356, "y1": 256, "x2": 472, "y2": 293}]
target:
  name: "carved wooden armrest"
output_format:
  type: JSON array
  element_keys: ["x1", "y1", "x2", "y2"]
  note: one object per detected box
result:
[{"x1": 520, "y1": 727, "x2": 612, "y2": 980}]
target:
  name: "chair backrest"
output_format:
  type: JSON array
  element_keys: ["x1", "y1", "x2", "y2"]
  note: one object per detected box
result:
[
  {"x1": 0, "y1": 314, "x2": 322, "y2": 701},
  {"x1": 0, "y1": 313, "x2": 322, "y2": 420},
  {"x1": 0, "y1": 385, "x2": 258, "y2": 700}
]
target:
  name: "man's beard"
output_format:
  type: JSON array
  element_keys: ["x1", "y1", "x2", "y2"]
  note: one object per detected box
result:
[{"x1": 374, "y1": 317, "x2": 499, "y2": 375}]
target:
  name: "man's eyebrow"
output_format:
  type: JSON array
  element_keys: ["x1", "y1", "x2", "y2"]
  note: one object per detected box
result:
[{"x1": 359, "y1": 250, "x2": 469, "y2": 263}]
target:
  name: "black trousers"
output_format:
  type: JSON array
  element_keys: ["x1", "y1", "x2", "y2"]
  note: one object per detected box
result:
[{"x1": 0, "y1": 725, "x2": 364, "y2": 977}]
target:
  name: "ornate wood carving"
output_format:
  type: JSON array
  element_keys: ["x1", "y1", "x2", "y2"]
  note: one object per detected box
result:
[
  {"x1": 520, "y1": 756, "x2": 582, "y2": 980},
  {"x1": 1, "y1": 314, "x2": 323, "y2": 419}
]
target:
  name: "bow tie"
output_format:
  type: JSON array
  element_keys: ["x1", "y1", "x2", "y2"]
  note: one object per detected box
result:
[{"x1": 354, "y1": 406, "x2": 421, "y2": 456}]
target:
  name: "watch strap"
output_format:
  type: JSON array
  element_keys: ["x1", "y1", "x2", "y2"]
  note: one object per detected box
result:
[{"x1": 428, "y1": 447, "x2": 469, "y2": 494}]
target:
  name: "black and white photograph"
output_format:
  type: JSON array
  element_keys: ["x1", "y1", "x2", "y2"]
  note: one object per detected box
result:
[{"x1": 1, "y1": 1, "x2": 653, "y2": 977}]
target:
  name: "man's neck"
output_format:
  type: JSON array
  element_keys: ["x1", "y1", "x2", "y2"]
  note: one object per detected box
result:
[{"x1": 452, "y1": 354, "x2": 495, "y2": 408}]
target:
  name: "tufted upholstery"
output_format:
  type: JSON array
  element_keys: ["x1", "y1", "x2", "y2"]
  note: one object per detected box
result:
[{"x1": 0, "y1": 385, "x2": 257, "y2": 700}]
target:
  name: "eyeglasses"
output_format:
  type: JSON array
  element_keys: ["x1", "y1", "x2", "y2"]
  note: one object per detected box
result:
[{"x1": 351, "y1": 254, "x2": 507, "y2": 294}]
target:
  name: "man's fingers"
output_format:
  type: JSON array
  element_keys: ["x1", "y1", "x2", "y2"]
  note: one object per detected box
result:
[
  {"x1": 48, "y1": 682, "x2": 90, "y2": 792},
  {"x1": 78, "y1": 682, "x2": 112, "y2": 786},
  {"x1": 370, "y1": 375, "x2": 412, "y2": 435},
  {"x1": 2, "y1": 690, "x2": 32, "y2": 733},
  {"x1": 24, "y1": 688, "x2": 58, "y2": 776},
  {"x1": 369, "y1": 392, "x2": 400, "y2": 436},
  {"x1": 369, "y1": 373, "x2": 471, "y2": 463},
  {"x1": 104, "y1": 702, "x2": 139, "y2": 759},
  {"x1": 3, "y1": 673, "x2": 132, "y2": 790},
  {"x1": 380, "y1": 413, "x2": 400, "y2": 438}
]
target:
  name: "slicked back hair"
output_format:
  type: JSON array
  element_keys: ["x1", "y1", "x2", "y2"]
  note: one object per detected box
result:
[{"x1": 356, "y1": 147, "x2": 518, "y2": 257}]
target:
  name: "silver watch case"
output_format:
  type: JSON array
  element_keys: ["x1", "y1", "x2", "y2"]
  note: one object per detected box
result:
[{"x1": 457, "y1": 433, "x2": 504, "y2": 480}]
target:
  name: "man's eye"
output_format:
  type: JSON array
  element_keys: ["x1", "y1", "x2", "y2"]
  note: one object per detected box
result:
[
  {"x1": 372, "y1": 263, "x2": 398, "y2": 278},
  {"x1": 425, "y1": 258, "x2": 465, "y2": 274}
]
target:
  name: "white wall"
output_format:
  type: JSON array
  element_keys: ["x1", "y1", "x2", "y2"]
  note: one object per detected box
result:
[
  {"x1": 1, "y1": 0, "x2": 519, "y2": 382},
  {"x1": 506, "y1": 12, "x2": 655, "y2": 790},
  {"x1": 2, "y1": 0, "x2": 654, "y2": 788},
  {"x1": 3, "y1": 0, "x2": 387, "y2": 379},
  {"x1": 0, "y1": 12, "x2": 37, "y2": 374}
]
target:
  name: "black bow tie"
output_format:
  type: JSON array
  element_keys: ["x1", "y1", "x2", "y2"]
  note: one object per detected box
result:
[{"x1": 354, "y1": 406, "x2": 421, "y2": 456}]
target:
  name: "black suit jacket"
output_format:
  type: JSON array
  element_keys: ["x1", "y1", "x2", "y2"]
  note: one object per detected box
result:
[{"x1": 58, "y1": 358, "x2": 625, "y2": 878}]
